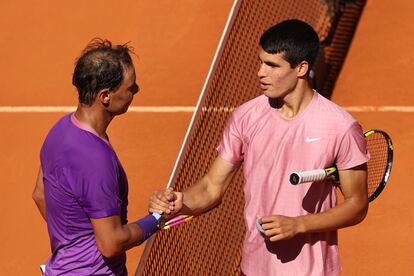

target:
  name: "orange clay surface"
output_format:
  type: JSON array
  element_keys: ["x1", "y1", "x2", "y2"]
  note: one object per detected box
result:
[{"x1": 0, "y1": 0, "x2": 412, "y2": 275}]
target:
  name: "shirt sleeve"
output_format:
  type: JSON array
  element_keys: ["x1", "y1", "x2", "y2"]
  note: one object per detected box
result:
[
  {"x1": 335, "y1": 121, "x2": 370, "y2": 170},
  {"x1": 68, "y1": 154, "x2": 122, "y2": 219},
  {"x1": 217, "y1": 113, "x2": 244, "y2": 165}
]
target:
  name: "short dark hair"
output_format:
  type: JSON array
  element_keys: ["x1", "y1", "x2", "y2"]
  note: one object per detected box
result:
[
  {"x1": 72, "y1": 38, "x2": 135, "y2": 105},
  {"x1": 259, "y1": 19, "x2": 320, "y2": 69}
]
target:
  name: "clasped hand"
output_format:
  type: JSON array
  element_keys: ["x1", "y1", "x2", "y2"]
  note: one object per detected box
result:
[
  {"x1": 258, "y1": 215, "x2": 304, "y2": 242},
  {"x1": 149, "y1": 188, "x2": 183, "y2": 217}
]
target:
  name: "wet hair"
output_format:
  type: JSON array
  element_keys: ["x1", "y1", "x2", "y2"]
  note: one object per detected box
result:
[
  {"x1": 72, "y1": 38, "x2": 135, "y2": 105},
  {"x1": 259, "y1": 19, "x2": 320, "y2": 69}
]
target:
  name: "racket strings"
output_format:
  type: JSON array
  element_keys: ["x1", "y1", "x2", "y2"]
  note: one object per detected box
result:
[{"x1": 366, "y1": 133, "x2": 389, "y2": 197}]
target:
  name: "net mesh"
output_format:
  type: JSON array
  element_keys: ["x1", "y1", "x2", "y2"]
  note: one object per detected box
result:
[{"x1": 136, "y1": 0, "x2": 366, "y2": 275}]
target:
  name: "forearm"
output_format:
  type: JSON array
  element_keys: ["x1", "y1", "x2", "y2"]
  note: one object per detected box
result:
[
  {"x1": 93, "y1": 214, "x2": 159, "y2": 258},
  {"x1": 298, "y1": 196, "x2": 368, "y2": 234},
  {"x1": 181, "y1": 157, "x2": 239, "y2": 215},
  {"x1": 182, "y1": 178, "x2": 224, "y2": 215},
  {"x1": 149, "y1": 157, "x2": 239, "y2": 217},
  {"x1": 298, "y1": 166, "x2": 369, "y2": 233},
  {"x1": 112, "y1": 219, "x2": 155, "y2": 251},
  {"x1": 107, "y1": 223, "x2": 142, "y2": 255}
]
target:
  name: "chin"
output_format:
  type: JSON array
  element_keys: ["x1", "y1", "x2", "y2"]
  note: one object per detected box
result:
[
  {"x1": 114, "y1": 107, "x2": 130, "y2": 115},
  {"x1": 263, "y1": 90, "x2": 280, "y2": 99}
]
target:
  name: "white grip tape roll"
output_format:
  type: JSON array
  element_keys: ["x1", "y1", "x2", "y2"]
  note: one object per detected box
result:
[
  {"x1": 256, "y1": 217, "x2": 265, "y2": 234},
  {"x1": 290, "y1": 169, "x2": 327, "y2": 185}
]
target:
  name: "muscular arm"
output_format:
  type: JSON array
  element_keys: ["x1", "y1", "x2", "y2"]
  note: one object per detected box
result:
[
  {"x1": 32, "y1": 167, "x2": 46, "y2": 221},
  {"x1": 91, "y1": 216, "x2": 148, "y2": 259},
  {"x1": 261, "y1": 164, "x2": 368, "y2": 241},
  {"x1": 150, "y1": 156, "x2": 240, "y2": 216},
  {"x1": 182, "y1": 157, "x2": 240, "y2": 215},
  {"x1": 300, "y1": 164, "x2": 368, "y2": 230}
]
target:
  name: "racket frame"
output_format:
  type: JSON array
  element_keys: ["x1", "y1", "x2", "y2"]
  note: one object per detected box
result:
[
  {"x1": 289, "y1": 129, "x2": 393, "y2": 202},
  {"x1": 365, "y1": 129, "x2": 393, "y2": 202}
]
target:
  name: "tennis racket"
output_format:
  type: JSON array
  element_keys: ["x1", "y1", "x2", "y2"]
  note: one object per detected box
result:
[{"x1": 289, "y1": 129, "x2": 393, "y2": 202}]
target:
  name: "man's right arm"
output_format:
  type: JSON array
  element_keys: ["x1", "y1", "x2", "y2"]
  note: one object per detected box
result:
[
  {"x1": 32, "y1": 167, "x2": 46, "y2": 221},
  {"x1": 150, "y1": 156, "x2": 240, "y2": 216}
]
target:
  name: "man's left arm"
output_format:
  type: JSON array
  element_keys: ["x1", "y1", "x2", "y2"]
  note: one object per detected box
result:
[
  {"x1": 91, "y1": 214, "x2": 159, "y2": 258},
  {"x1": 261, "y1": 164, "x2": 368, "y2": 241}
]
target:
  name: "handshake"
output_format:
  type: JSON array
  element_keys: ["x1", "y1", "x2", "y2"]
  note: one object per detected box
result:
[{"x1": 135, "y1": 188, "x2": 192, "y2": 239}]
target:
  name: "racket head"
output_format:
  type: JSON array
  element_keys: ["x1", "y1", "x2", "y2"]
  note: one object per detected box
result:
[{"x1": 364, "y1": 129, "x2": 393, "y2": 202}]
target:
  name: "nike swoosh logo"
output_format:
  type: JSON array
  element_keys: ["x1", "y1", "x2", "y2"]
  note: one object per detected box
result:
[{"x1": 306, "y1": 137, "x2": 322, "y2": 143}]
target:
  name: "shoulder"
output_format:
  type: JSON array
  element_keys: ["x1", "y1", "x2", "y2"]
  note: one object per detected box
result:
[
  {"x1": 312, "y1": 92, "x2": 357, "y2": 128},
  {"x1": 43, "y1": 114, "x2": 118, "y2": 171},
  {"x1": 223, "y1": 95, "x2": 269, "y2": 134},
  {"x1": 45, "y1": 113, "x2": 72, "y2": 136},
  {"x1": 233, "y1": 95, "x2": 268, "y2": 115},
  {"x1": 230, "y1": 95, "x2": 269, "y2": 124},
  {"x1": 67, "y1": 139, "x2": 117, "y2": 171},
  {"x1": 41, "y1": 113, "x2": 72, "y2": 153},
  {"x1": 311, "y1": 93, "x2": 366, "y2": 147}
]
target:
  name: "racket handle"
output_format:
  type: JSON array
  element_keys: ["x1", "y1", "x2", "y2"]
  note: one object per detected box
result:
[
  {"x1": 290, "y1": 169, "x2": 327, "y2": 185},
  {"x1": 151, "y1": 212, "x2": 166, "y2": 228},
  {"x1": 152, "y1": 213, "x2": 162, "y2": 220}
]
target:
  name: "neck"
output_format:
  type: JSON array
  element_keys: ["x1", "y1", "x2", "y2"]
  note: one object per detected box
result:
[
  {"x1": 74, "y1": 104, "x2": 114, "y2": 140},
  {"x1": 270, "y1": 80, "x2": 314, "y2": 119}
]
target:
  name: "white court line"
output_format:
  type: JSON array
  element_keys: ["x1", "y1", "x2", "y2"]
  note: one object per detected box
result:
[
  {"x1": 0, "y1": 106, "x2": 196, "y2": 113},
  {"x1": 345, "y1": 106, "x2": 414, "y2": 112},
  {"x1": 0, "y1": 106, "x2": 413, "y2": 113}
]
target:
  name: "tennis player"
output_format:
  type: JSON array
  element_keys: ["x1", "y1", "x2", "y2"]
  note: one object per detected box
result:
[
  {"x1": 150, "y1": 19, "x2": 370, "y2": 275},
  {"x1": 32, "y1": 39, "x2": 161, "y2": 275}
]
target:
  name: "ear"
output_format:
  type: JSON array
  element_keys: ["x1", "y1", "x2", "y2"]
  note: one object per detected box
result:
[
  {"x1": 296, "y1": 61, "x2": 309, "y2": 78},
  {"x1": 97, "y1": 89, "x2": 110, "y2": 105}
]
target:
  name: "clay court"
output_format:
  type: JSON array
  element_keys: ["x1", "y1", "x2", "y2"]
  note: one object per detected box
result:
[{"x1": 0, "y1": 0, "x2": 413, "y2": 275}]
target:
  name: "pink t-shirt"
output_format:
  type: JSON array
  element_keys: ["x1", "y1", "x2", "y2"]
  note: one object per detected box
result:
[{"x1": 218, "y1": 92, "x2": 369, "y2": 276}]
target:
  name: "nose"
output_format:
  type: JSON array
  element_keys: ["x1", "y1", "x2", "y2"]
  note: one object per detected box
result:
[
  {"x1": 131, "y1": 83, "x2": 140, "y2": 95},
  {"x1": 257, "y1": 64, "x2": 266, "y2": 78}
]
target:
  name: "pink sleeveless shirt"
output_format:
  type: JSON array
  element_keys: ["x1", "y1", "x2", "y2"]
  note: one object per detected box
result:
[{"x1": 218, "y1": 92, "x2": 369, "y2": 276}]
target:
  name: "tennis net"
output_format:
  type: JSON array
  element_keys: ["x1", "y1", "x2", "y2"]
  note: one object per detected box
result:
[{"x1": 136, "y1": 0, "x2": 367, "y2": 275}]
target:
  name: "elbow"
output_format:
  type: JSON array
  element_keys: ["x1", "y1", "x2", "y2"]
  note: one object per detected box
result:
[
  {"x1": 101, "y1": 250, "x2": 121, "y2": 259},
  {"x1": 96, "y1": 242, "x2": 123, "y2": 259},
  {"x1": 32, "y1": 189, "x2": 43, "y2": 205},
  {"x1": 353, "y1": 199, "x2": 369, "y2": 225},
  {"x1": 95, "y1": 235, "x2": 124, "y2": 259},
  {"x1": 360, "y1": 202, "x2": 369, "y2": 223}
]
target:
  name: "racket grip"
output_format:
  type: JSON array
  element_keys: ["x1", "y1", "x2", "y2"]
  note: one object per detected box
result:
[
  {"x1": 290, "y1": 169, "x2": 327, "y2": 185},
  {"x1": 151, "y1": 213, "x2": 161, "y2": 220}
]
